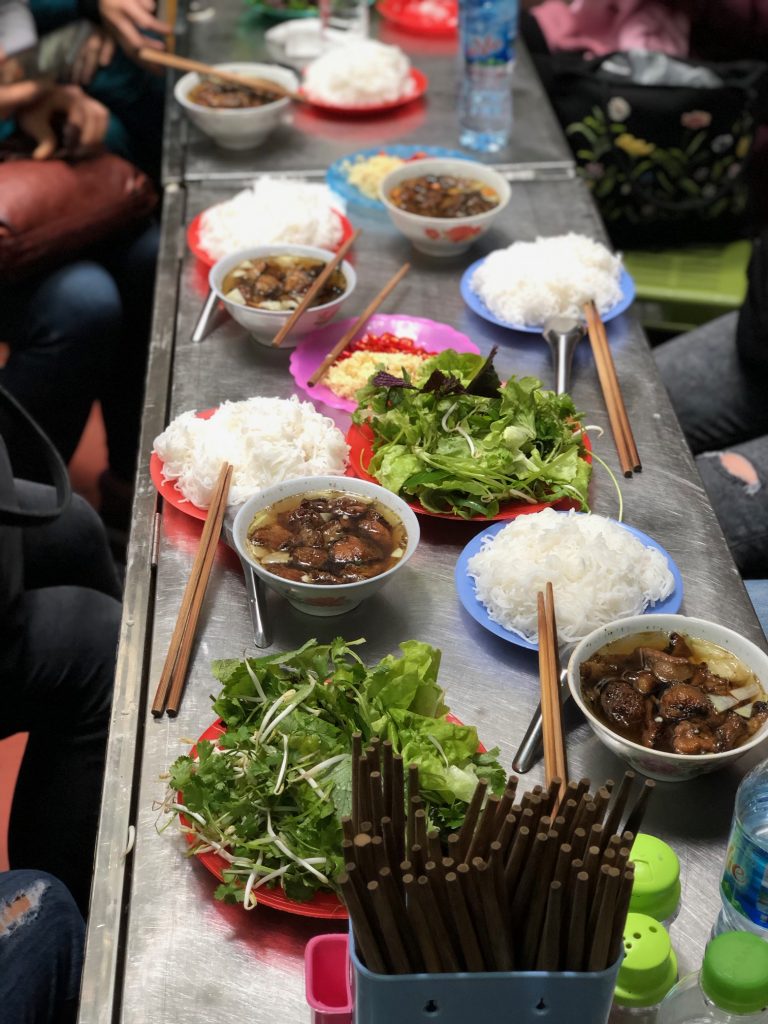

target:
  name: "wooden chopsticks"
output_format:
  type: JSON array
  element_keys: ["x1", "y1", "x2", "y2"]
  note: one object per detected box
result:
[
  {"x1": 341, "y1": 747, "x2": 654, "y2": 975},
  {"x1": 151, "y1": 461, "x2": 233, "y2": 718},
  {"x1": 272, "y1": 229, "x2": 360, "y2": 348},
  {"x1": 583, "y1": 300, "x2": 641, "y2": 477},
  {"x1": 137, "y1": 48, "x2": 305, "y2": 103},
  {"x1": 538, "y1": 583, "x2": 567, "y2": 804},
  {"x1": 307, "y1": 262, "x2": 411, "y2": 386}
]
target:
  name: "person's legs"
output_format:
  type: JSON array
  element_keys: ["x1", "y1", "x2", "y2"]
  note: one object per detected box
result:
[
  {"x1": 95, "y1": 221, "x2": 159, "y2": 533},
  {"x1": 695, "y1": 436, "x2": 768, "y2": 578},
  {"x1": 654, "y1": 312, "x2": 768, "y2": 454},
  {"x1": 3, "y1": 583, "x2": 118, "y2": 916},
  {"x1": 0, "y1": 870, "x2": 84, "y2": 1024},
  {"x1": 0, "y1": 262, "x2": 122, "y2": 474},
  {"x1": 15, "y1": 480, "x2": 121, "y2": 599}
]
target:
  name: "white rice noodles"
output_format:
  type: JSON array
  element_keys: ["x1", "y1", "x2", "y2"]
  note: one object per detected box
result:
[
  {"x1": 467, "y1": 508, "x2": 675, "y2": 644},
  {"x1": 153, "y1": 396, "x2": 349, "y2": 508},
  {"x1": 470, "y1": 233, "x2": 623, "y2": 325},
  {"x1": 303, "y1": 40, "x2": 411, "y2": 106},
  {"x1": 198, "y1": 178, "x2": 344, "y2": 262}
]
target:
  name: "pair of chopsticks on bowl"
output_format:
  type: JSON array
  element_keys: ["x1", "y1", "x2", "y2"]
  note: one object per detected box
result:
[
  {"x1": 583, "y1": 301, "x2": 641, "y2": 478},
  {"x1": 538, "y1": 583, "x2": 567, "y2": 804},
  {"x1": 271, "y1": 226, "x2": 411, "y2": 384},
  {"x1": 138, "y1": 48, "x2": 306, "y2": 103},
  {"x1": 151, "y1": 462, "x2": 232, "y2": 718}
]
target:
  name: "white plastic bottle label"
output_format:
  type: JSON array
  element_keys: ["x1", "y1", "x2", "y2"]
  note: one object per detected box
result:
[{"x1": 721, "y1": 820, "x2": 768, "y2": 929}]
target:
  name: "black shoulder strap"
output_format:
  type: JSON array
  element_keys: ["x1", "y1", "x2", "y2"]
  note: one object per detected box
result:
[{"x1": 0, "y1": 384, "x2": 71, "y2": 526}]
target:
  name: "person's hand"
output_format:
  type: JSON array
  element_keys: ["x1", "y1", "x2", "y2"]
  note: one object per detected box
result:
[
  {"x1": 17, "y1": 85, "x2": 109, "y2": 159},
  {"x1": 98, "y1": 0, "x2": 172, "y2": 56},
  {"x1": 0, "y1": 52, "x2": 50, "y2": 117},
  {"x1": 71, "y1": 28, "x2": 116, "y2": 85}
]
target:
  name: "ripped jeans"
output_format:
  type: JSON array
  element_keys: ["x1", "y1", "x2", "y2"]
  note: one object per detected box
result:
[
  {"x1": 0, "y1": 870, "x2": 84, "y2": 1024},
  {"x1": 654, "y1": 312, "x2": 768, "y2": 577}
]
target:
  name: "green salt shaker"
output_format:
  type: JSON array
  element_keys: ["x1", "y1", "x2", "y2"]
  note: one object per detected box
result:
[
  {"x1": 630, "y1": 834, "x2": 682, "y2": 928},
  {"x1": 609, "y1": 912, "x2": 679, "y2": 1024}
]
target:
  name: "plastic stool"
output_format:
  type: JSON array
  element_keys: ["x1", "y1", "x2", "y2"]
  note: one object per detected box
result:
[{"x1": 623, "y1": 240, "x2": 751, "y2": 333}]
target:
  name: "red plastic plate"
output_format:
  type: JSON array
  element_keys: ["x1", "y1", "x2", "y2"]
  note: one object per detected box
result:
[
  {"x1": 345, "y1": 420, "x2": 591, "y2": 522},
  {"x1": 187, "y1": 207, "x2": 355, "y2": 269},
  {"x1": 376, "y1": 0, "x2": 457, "y2": 35},
  {"x1": 301, "y1": 68, "x2": 428, "y2": 115},
  {"x1": 179, "y1": 713, "x2": 481, "y2": 917}
]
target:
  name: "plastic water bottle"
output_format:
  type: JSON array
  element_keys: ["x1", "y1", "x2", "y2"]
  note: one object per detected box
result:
[
  {"x1": 458, "y1": 0, "x2": 518, "y2": 153},
  {"x1": 715, "y1": 760, "x2": 768, "y2": 939},
  {"x1": 609, "y1": 913, "x2": 678, "y2": 1024},
  {"x1": 658, "y1": 933, "x2": 768, "y2": 1023}
]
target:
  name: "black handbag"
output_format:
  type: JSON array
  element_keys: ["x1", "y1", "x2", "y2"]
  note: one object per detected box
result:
[
  {"x1": 534, "y1": 50, "x2": 767, "y2": 247},
  {"x1": 0, "y1": 384, "x2": 71, "y2": 617}
]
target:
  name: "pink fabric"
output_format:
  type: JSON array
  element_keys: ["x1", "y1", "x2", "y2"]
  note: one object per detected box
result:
[{"x1": 532, "y1": 0, "x2": 691, "y2": 57}]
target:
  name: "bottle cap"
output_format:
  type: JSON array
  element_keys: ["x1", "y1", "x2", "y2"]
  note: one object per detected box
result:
[
  {"x1": 629, "y1": 833, "x2": 681, "y2": 923},
  {"x1": 701, "y1": 932, "x2": 768, "y2": 1015},
  {"x1": 613, "y1": 913, "x2": 678, "y2": 1008}
]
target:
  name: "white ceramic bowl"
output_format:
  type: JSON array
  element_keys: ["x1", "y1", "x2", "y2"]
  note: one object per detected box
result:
[
  {"x1": 567, "y1": 614, "x2": 768, "y2": 782},
  {"x1": 210, "y1": 245, "x2": 356, "y2": 348},
  {"x1": 233, "y1": 475, "x2": 420, "y2": 616},
  {"x1": 379, "y1": 158, "x2": 511, "y2": 257},
  {"x1": 174, "y1": 62, "x2": 298, "y2": 150}
]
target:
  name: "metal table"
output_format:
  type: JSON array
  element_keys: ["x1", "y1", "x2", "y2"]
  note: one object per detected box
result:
[
  {"x1": 79, "y1": 170, "x2": 766, "y2": 1023},
  {"x1": 162, "y1": 4, "x2": 575, "y2": 184}
]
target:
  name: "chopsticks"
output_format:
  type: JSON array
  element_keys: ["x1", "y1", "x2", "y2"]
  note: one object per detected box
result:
[
  {"x1": 151, "y1": 462, "x2": 233, "y2": 718},
  {"x1": 307, "y1": 262, "x2": 411, "y2": 386},
  {"x1": 137, "y1": 48, "x2": 306, "y2": 103},
  {"x1": 272, "y1": 229, "x2": 360, "y2": 348},
  {"x1": 583, "y1": 300, "x2": 641, "y2": 477},
  {"x1": 538, "y1": 583, "x2": 567, "y2": 804},
  {"x1": 342, "y1": 742, "x2": 654, "y2": 975}
]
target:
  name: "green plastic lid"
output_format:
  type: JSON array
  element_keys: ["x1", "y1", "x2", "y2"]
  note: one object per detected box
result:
[
  {"x1": 613, "y1": 913, "x2": 678, "y2": 1008},
  {"x1": 701, "y1": 932, "x2": 768, "y2": 1015},
  {"x1": 629, "y1": 833, "x2": 681, "y2": 923}
]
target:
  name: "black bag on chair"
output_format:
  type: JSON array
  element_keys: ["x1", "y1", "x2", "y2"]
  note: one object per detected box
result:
[
  {"x1": 0, "y1": 384, "x2": 71, "y2": 617},
  {"x1": 534, "y1": 50, "x2": 767, "y2": 248}
]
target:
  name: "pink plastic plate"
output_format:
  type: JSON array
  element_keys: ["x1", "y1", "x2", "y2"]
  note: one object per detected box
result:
[{"x1": 289, "y1": 313, "x2": 480, "y2": 412}]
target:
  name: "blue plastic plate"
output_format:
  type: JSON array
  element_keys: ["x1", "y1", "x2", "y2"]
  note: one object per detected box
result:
[
  {"x1": 459, "y1": 261, "x2": 636, "y2": 334},
  {"x1": 454, "y1": 515, "x2": 684, "y2": 651},
  {"x1": 327, "y1": 145, "x2": 473, "y2": 212}
]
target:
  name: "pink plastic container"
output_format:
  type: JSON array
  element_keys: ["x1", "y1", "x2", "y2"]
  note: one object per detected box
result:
[{"x1": 305, "y1": 934, "x2": 354, "y2": 1024}]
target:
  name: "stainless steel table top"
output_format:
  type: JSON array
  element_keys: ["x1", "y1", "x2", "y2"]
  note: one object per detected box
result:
[
  {"x1": 163, "y1": 3, "x2": 574, "y2": 183},
  {"x1": 79, "y1": 172, "x2": 766, "y2": 1024}
]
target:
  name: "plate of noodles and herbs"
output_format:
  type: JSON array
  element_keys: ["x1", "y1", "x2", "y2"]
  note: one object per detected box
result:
[
  {"x1": 454, "y1": 509, "x2": 684, "y2": 651},
  {"x1": 168, "y1": 638, "x2": 502, "y2": 915},
  {"x1": 290, "y1": 313, "x2": 480, "y2": 412},
  {"x1": 345, "y1": 348, "x2": 592, "y2": 521},
  {"x1": 460, "y1": 234, "x2": 635, "y2": 333}
]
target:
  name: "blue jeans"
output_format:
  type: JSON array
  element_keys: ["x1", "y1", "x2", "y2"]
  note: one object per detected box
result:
[
  {"x1": 0, "y1": 221, "x2": 159, "y2": 482},
  {"x1": 654, "y1": 313, "x2": 768, "y2": 577},
  {"x1": 0, "y1": 870, "x2": 84, "y2": 1024},
  {"x1": 0, "y1": 481, "x2": 120, "y2": 916}
]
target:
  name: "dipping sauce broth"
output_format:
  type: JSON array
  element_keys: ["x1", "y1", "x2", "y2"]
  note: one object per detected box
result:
[
  {"x1": 222, "y1": 255, "x2": 346, "y2": 312},
  {"x1": 581, "y1": 630, "x2": 768, "y2": 755},
  {"x1": 188, "y1": 80, "x2": 275, "y2": 109},
  {"x1": 389, "y1": 174, "x2": 499, "y2": 218},
  {"x1": 246, "y1": 490, "x2": 408, "y2": 584}
]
